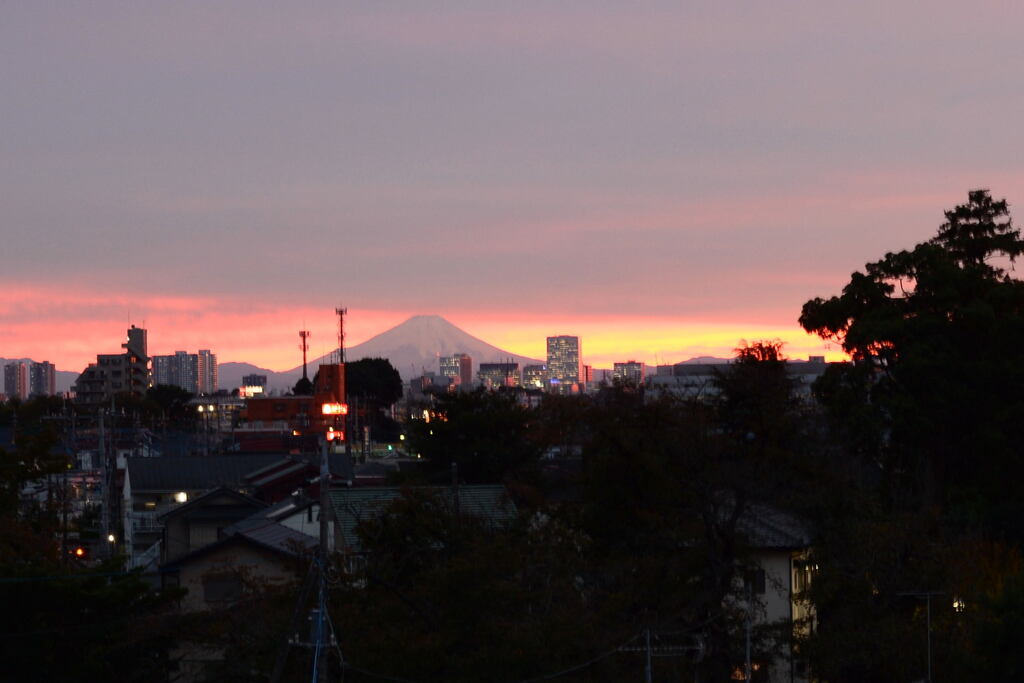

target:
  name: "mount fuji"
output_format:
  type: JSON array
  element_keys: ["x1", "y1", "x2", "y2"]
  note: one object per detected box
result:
[{"x1": 218, "y1": 315, "x2": 543, "y2": 390}]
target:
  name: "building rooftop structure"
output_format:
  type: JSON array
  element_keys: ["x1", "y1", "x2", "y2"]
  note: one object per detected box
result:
[{"x1": 74, "y1": 325, "x2": 150, "y2": 406}]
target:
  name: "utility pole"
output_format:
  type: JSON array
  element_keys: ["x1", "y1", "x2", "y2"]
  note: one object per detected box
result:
[
  {"x1": 268, "y1": 441, "x2": 340, "y2": 682},
  {"x1": 644, "y1": 628, "x2": 652, "y2": 683},
  {"x1": 745, "y1": 584, "x2": 753, "y2": 683},
  {"x1": 899, "y1": 591, "x2": 942, "y2": 683},
  {"x1": 98, "y1": 410, "x2": 108, "y2": 559},
  {"x1": 315, "y1": 437, "x2": 331, "y2": 682}
]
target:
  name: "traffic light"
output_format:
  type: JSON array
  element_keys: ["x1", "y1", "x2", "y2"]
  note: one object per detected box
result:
[{"x1": 70, "y1": 545, "x2": 88, "y2": 560}]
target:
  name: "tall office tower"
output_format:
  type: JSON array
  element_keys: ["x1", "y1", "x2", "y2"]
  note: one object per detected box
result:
[
  {"x1": 546, "y1": 336, "x2": 582, "y2": 391},
  {"x1": 197, "y1": 349, "x2": 218, "y2": 394},
  {"x1": 478, "y1": 362, "x2": 520, "y2": 389},
  {"x1": 613, "y1": 360, "x2": 646, "y2": 386},
  {"x1": 439, "y1": 353, "x2": 473, "y2": 388},
  {"x1": 29, "y1": 361, "x2": 56, "y2": 397},
  {"x1": 4, "y1": 362, "x2": 28, "y2": 400},
  {"x1": 521, "y1": 364, "x2": 548, "y2": 389}
]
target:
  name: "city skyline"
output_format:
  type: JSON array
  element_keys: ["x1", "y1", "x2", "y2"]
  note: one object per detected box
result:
[
  {"x1": 4, "y1": 4, "x2": 1023, "y2": 372},
  {"x1": 1, "y1": 311, "x2": 839, "y2": 376}
]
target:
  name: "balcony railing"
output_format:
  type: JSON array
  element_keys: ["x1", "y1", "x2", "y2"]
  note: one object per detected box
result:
[{"x1": 129, "y1": 511, "x2": 163, "y2": 532}]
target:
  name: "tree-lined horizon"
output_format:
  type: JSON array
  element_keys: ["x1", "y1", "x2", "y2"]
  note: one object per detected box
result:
[{"x1": 2, "y1": 190, "x2": 1023, "y2": 680}]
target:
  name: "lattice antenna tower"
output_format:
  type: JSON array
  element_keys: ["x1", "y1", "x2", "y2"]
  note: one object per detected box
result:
[
  {"x1": 335, "y1": 307, "x2": 347, "y2": 365},
  {"x1": 298, "y1": 330, "x2": 311, "y2": 381}
]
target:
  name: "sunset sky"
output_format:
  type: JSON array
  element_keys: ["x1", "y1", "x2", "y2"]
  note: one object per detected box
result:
[{"x1": 4, "y1": 2, "x2": 1024, "y2": 372}]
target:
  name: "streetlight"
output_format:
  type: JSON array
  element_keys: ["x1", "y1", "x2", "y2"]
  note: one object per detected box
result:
[{"x1": 197, "y1": 404, "x2": 217, "y2": 455}]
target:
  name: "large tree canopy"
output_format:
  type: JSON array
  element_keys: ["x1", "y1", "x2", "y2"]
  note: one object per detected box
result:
[
  {"x1": 800, "y1": 190, "x2": 1024, "y2": 529},
  {"x1": 797, "y1": 190, "x2": 1024, "y2": 680},
  {"x1": 345, "y1": 357, "x2": 403, "y2": 406}
]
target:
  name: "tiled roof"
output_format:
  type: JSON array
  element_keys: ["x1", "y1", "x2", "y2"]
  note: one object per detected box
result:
[
  {"x1": 126, "y1": 454, "x2": 286, "y2": 491},
  {"x1": 236, "y1": 522, "x2": 317, "y2": 556},
  {"x1": 243, "y1": 453, "x2": 354, "y2": 488},
  {"x1": 161, "y1": 513, "x2": 317, "y2": 571},
  {"x1": 736, "y1": 502, "x2": 812, "y2": 550},
  {"x1": 157, "y1": 486, "x2": 265, "y2": 521}
]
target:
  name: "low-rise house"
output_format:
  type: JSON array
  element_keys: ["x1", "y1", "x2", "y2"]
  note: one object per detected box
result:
[
  {"x1": 160, "y1": 515, "x2": 315, "y2": 612},
  {"x1": 122, "y1": 454, "x2": 284, "y2": 568},
  {"x1": 734, "y1": 502, "x2": 815, "y2": 683},
  {"x1": 159, "y1": 487, "x2": 267, "y2": 565}
]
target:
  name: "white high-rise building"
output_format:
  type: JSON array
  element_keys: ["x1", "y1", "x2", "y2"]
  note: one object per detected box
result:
[{"x1": 198, "y1": 349, "x2": 218, "y2": 394}]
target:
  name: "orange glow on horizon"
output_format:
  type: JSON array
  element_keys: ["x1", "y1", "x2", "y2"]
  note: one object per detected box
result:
[
  {"x1": 455, "y1": 316, "x2": 847, "y2": 368},
  {"x1": 1, "y1": 284, "x2": 847, "y2": 372}
]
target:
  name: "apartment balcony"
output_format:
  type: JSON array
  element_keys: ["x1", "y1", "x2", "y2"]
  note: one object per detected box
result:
[{"x1": 129, "y1": 511, "x2": 164, "y2": 533}]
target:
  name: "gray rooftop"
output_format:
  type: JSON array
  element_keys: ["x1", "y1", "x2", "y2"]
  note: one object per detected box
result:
[
  {"x1": 329, "y1": 485, "x2": 517, "y2": 552},
  {"x1": 126, "y1": 454, "x2": 286, "y2": 491}
]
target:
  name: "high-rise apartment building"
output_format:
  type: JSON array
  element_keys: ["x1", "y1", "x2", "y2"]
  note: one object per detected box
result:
[
  {"x1": 73, "y1": 325, "x2": 150, "y2": 405},
  {"x1": 29, "y1": 361, "x2": 56, "y2": 397},
  {"x1": 439, "y1": 353, "x2": 473, "y2": 388},
  {"x1": 546, "y1": 336, "x2": 582, "y2": 391},
  {"x1": 153, "y1": 351, "x2": 197, "y2": 391},
  {"x1": 152, "y1": 349, "x2": 218, "y2": 395},
  {"x1": 198, "y1": 349, "x2": 218, "y2": 394},
  {"x1": 4, "y1": 362, "x2": 28, "y2": 400}
]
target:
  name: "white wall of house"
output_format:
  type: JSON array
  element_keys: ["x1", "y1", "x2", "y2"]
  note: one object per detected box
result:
[
  {"x1": 278, "y1": 503, "x2": 334, "y2": 550},
  {"x1": 749, "y1": 548, "x2": 811, "y2": 683}
]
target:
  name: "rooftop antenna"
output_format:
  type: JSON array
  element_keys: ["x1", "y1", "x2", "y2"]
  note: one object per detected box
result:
[
  {"x1": 299, "y1": 330, "x2": 311, "y2": 382},
  {"x1": 335, "y1": 306, "x2": 351, "y2": 461}
]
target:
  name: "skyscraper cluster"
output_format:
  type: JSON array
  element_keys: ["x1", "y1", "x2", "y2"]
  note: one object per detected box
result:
[{"x1": 432, "y1": 336, "x2": 587, "y2": 393}]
